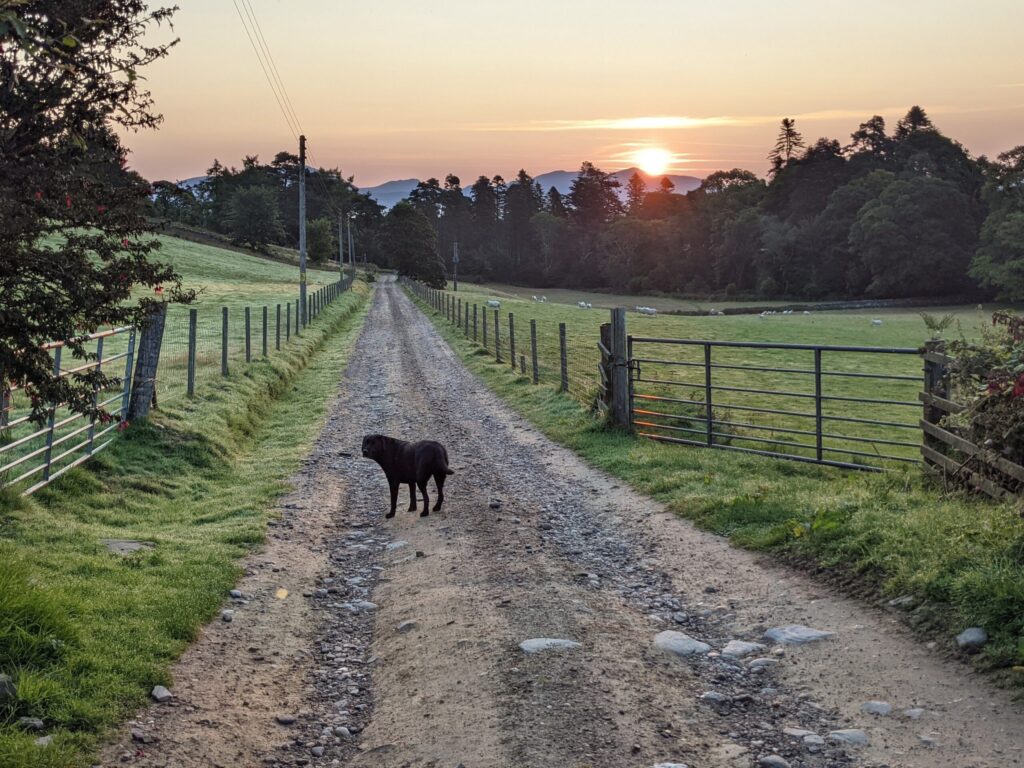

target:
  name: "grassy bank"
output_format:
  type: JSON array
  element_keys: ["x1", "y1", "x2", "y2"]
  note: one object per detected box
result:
[
  {"x1": 0, "y1": 279, "x2": 372, "y2": 767},
  {"x1": 408, "y1": 287, "x2": 1024, "y2": 684}
]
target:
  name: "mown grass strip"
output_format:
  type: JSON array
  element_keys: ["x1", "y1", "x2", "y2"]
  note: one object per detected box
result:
[
  {"x1": 407, "y1": 288, "x2": 1024, "y2": 684},
  {"x1": 0, "y1": 282, "x2": 373, "y2": 767}
]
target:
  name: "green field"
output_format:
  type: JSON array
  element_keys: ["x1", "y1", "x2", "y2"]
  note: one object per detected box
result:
[
  {"x1": 438, "y1": 282, "x2": 996, "y2": 467},
  {"x1": 408, "y1": 283, "x2": 1024, "y2": 684},
  {"x1": 1, "y1": 237, "x2": 346, "y2": 492},
  {"x1": 0, "y1": 238, "x2": 371, "y2": 767}
]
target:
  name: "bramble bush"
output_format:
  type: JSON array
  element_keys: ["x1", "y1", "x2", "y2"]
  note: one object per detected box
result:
[{"x1": 946, "y1": 311, "x2": 1024, "y2": 467}]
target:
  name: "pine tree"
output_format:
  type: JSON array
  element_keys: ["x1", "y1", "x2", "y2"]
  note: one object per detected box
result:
[
  {"x1": 895, "y1": 106, "x2": 934, "y2": 139},
  {"x1": 849, "y1": 115, "x2": 891, "y2": 156},
  {"x1": 626, "y1": 172, "x2": 647, "y2": 214},
  {"x1": 546, "y1": 188, "x2": 568, "y2": 218},
  {"x1": 767, "y1": 118, "x2": 806, "y2": 176}
]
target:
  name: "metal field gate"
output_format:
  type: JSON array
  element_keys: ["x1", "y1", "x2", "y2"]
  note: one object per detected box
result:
[
  {"x1": 1, "y1": 326, "x2": 137, "y2": 495},
  {"x1": 628, "y1": 336, "x2": 922, "y2": 470}
]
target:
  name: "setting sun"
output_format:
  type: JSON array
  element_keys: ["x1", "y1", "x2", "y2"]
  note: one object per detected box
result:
[{"x1": 633, "y1": 147, "x2": 672, "y2": 176}]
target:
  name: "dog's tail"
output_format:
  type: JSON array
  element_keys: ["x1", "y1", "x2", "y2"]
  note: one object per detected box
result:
[{"x1": 444, "y1": 466, "x2": 454, "y2": 475}]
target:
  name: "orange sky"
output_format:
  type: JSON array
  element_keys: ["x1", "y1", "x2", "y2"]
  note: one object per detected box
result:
[{"x1": 126, "y1": 0, "x2": 1024, "y2": 186}]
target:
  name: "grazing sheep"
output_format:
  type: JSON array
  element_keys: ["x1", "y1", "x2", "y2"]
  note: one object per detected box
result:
[
  {"x1": 871, "y1": 318, "x2": 883, "y2": 326},
  {"x1": 486, "y1": 299, "x2": 501, "y2": 308}
]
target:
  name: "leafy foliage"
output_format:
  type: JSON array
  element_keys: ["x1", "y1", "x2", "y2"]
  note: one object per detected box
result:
[
  {"x1": 0, "y1": 1, "x2": 191, "y2": 425},
  {"x1": 381, "y1": 202, "x2": 445, "y2": 287},
  {"x1": 226, "y1": 186, "x2": 284, "y2": 250},
  {"x1": 947, "y1": 311, "x2": 1024, "y2": 465}
]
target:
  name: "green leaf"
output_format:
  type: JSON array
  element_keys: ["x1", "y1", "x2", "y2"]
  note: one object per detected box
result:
[{"x1": 61, "y1": 35, "x2": 78, "y2": 48}]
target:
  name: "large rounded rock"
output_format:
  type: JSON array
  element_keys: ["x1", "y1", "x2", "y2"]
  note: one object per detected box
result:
[
  {"x1": 860, "y1": 700, "x2": 892, "y2": 716},
  {"x1": 653, "y1": 630, "x2": 711, "y2": 657},
  {"x1": 519, "y1": 638, "x2": 581, "y2": 654},
  {"x1": 828, "y1": 729, "x2": 869, "y2": 746},
  {"x1": 956, "y1": 627, "x2": 988, "y2": 653},
  {"x1": 764, "y1": 625, "x2": 834, "y2": 645},
  {"x1": 722, "y1": 640, "x2": 765, "y2": 658}
]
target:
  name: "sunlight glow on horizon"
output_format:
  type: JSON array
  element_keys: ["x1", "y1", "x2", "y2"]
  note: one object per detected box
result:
[{"x1": 125, "y1": 0, "x2": 1024, "y2": 186}]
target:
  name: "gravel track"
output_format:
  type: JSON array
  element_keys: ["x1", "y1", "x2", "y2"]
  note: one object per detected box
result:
[{"x1": 103, "y1": 278, "x2": 1023, "y2": 768}]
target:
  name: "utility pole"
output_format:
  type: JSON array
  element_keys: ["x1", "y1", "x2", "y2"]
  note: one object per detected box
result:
[
  {"x1": 298, "y1": 135, "x2": 307, "y2": 326},
  {"x1": 347, "y1": 214, "x2": 355, "y2": 267},
  {"x1": 453, "y1": 240, "x2": 459, "y2": 291},
  {"x1": 342, "y1": 211, "x2": 350, "y2": 280}
]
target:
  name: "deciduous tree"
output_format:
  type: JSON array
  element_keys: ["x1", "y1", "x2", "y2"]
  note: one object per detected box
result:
[{"x1": 0, "y1": 1, "x2": 190, "y2": 425}]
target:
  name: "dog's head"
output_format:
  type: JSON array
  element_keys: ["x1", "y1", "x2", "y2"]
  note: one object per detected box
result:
[{"x1": 361, "y1": 434, "x2": 388, "y2": 460}]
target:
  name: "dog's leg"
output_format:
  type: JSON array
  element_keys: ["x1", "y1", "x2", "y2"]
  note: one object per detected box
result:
[
  {"x1": 432, "y1": 471, "x2": 446, "y2": 512},
  {"x1": 418, "y1": 479, "x2": 430, "y2": 517},
  {"x1": 386, "y1": 478, "x2": 398, "y2": 519},
  {"x1": 408, "y1": 483, "x2": 417, "y2": 512}
]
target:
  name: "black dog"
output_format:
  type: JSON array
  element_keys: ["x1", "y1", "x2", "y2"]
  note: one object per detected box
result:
[{"x1": 361, "y1": 434, "x2": 453, "y2": 518}]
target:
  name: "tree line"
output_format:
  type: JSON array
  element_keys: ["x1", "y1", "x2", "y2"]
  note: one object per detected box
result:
[{"x1": 152, "y1": 106, "x2": 1024, "y2": 300}]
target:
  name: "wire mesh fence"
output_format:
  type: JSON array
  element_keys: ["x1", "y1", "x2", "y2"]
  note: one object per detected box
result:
[
  {"x1": 153, "y1": 274, "x2": 353, "y2": 408},
  {"x1": 400, "y1": 279, "x2": 600, "y2": 408},
  {"x1": 2, "y1": 272, "x2": 355, "y2": 495}
]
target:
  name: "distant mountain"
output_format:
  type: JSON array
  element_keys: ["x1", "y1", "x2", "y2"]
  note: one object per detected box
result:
[
  {"x1": 162, "y1": 169, "x2": 703, "y2": 210},
  {"x1": 535, "y1": 167, "x2": 702, "y2": 197},
  {"x1": 358, "y1": 178, "x2": 420, "y2": 209},
  {"x1": 178, "y1": 175, "x2": 207, "y2": 189},
  {"x1": 359, "y1": 168, "x2": 703, "y2": 209}
]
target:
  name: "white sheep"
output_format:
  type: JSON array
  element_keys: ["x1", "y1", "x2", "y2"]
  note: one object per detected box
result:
[
  {"x1": 871, "y1": 318, "x2": 883, "y2": 326},
  {"x1": 487, "y1": 299, "x2": 501, "y2": 308}
]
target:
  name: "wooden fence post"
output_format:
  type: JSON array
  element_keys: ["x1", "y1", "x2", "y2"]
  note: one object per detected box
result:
[
  {"x1": 262, "y1": 306, "x2": 268, "y2": 356},
  {"x1": 530, "y1": 319, "x2": 539, "y2": 384},
  {"x1": 221, "y1": 306, "x2": 228, "y2": 375},
  {"x1": 87, "y1": 337, "x2": 104, "y2": 454},
  {"x1": 473, "y1": 304, "x2": 478, "y2": 342},
  {"x1": 494, "y1": 309, "x2": 501, "y2": 362},
  {"x1": 559, "y1": 322, "x2": 568, "y2": 393},
  {"x1": 610, "y1": 307, "x2": 630, "y2": 429},
  {"x1": 244, "y1": 307, "x2": 251, "y2": 363},
  {"x1": 286, "y1": 301, "x2": 291, "y2": 341},
  {"x1": 129, "y1": 302, "x2": 168, "y2": 419},
  {"x1": 922, "y1": 339, "x2": 950, "y2": 462},
  {"x1": 464, "y1": 303, "x2": 469, "y2": 337},
  {"x1": 276, "y1": 304, "x2": 281, "y2": 350},
  {"x1": 457, "y1": 298, "x2": 462, "y2": 328},
  {"x1": 508, "y1": 312, "x2": 516, "y2": 369},
  {"x1": 187, "y1": 308, "x2": 197, "y2": 397},
  {"x1": 41, "y1": 347, "x2": 61, "y2": 480},
  {"x1": 520, "y1": 355, "x2": 526, "y2": 374}
]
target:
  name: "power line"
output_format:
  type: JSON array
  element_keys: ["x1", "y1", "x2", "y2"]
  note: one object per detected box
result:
[
  {"x1": 230, "y1": 0, "x2": 299, "y2": 138},
  {"x1": 230, "y1": 1, "x2": 349, "y2": 222},
  {"x1": 239, "y1": 0, "x2": 305, "y2": 136}
]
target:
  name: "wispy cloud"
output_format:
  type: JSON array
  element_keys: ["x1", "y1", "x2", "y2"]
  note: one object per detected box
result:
[{"x1": 472, "y1": 106, "x2": 944, "y2": 133}]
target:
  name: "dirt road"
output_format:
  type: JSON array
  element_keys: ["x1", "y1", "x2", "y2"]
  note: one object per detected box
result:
[{"x1": 104, "y1": 278, "x2": 1022, "y2": 768}]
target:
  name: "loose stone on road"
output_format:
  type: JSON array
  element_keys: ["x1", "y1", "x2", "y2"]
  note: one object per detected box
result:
[{"x1": 101, "y1": 278, "x2": 1023, "y2": 767}]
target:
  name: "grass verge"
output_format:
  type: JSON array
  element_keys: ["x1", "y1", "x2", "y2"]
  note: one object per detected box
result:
[
  {"x1": 407, "y1": 287, "x2": 1024, "y2": 686},
  {"x1": 0, "y1": 281, "x2": 373, "y2": 767}
]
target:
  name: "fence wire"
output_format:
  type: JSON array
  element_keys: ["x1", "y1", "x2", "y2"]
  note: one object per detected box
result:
[{"x1": 403, "y1": 280, "x2": 600, "y2": 409}]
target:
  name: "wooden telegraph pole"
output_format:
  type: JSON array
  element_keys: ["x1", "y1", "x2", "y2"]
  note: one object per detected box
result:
[
  {"x1": 298, "y1": 135, "x2": 307, "y2": 327},
  {"x1": 453, "y1": 241, "x2": 459, "y2": 291}
]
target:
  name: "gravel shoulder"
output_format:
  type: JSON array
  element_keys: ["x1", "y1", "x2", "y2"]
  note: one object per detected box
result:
[{"x1": 102, "y1": 278, "x2": 1023, "y2": 768}]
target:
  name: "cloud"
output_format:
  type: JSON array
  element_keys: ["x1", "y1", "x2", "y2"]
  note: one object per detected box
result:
[{"x1": 472, "y1": 108, "x2": 922, "y2": 133}]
